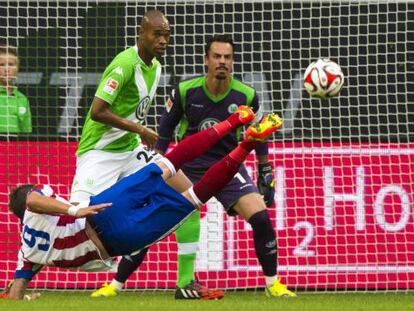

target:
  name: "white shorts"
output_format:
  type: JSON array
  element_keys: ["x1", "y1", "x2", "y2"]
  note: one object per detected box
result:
[{"x1": 70, "y1": 145, "x2": 163, "y2": 203}]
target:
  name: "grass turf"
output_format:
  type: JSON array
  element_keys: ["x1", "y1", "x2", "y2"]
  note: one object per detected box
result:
[{"x1": 2, "y1": 291, "x2": 414, "y2": 311}]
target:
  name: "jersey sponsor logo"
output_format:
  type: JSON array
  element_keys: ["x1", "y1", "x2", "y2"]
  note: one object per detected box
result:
[
  {"x1": 198, "y1": 118, "x2": 220, "y2": 131},
  {"x1": 228, "y1": 104, "x2": 239, "y2": 114},
  {"x1": 135, "y1": 96, "x2": 152, "y2": 122},
  {"x1": 103, "y1": 78, "x2": 119, "y2": 95}
]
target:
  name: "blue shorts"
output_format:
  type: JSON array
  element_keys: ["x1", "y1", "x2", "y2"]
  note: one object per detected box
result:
[
  {"x1": 181, "y1": 164, "x2": 258, "y2": 216},
  {"x1": 88, "y1": 163, "x2": 196, "y2": 256}
]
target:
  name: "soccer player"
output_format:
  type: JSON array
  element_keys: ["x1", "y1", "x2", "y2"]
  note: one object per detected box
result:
[
  {"x1": 100, "y1": 34, "x2": 295, "y2": 298},
  {"x1": 5, "y1": 108, "x2": 281, "y2": 300},
  {"x1": 0, "y1": 45, "x2": 32, "y2": 133},
  {"x1": 68, "y1": 10, "x2": 213, "y2": 298},
  {"x1": 157, "y1": 35, "x2": 295, "y2": 298}
]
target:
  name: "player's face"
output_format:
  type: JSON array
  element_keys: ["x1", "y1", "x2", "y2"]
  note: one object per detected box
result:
[
  {"x1": 0, "y1": 52, "x2": 18, "y2": 86},
  {"x1": 141, "y1": 18, "x2": 171, "y2": 59},
  {"x1": 205, "y1": 42, "x2": 233, "y2": 80}
]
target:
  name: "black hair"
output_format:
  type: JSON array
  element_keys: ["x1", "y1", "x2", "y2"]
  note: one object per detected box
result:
[
  {"x1": 9, "y1": 184, "x2": 34, "y2": 220},
  {"x1": 205, "y1": 34, "x2": 234, "y2": 56}
]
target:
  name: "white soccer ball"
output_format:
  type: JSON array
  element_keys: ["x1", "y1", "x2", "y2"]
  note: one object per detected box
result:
[{"x1": 304, "y1": 58, "x2": 344, "y2": 99}]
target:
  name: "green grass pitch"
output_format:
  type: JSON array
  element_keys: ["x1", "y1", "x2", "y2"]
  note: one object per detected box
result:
[{"x1": 2, "y1": 291, "x2": 414, "y2": 311}]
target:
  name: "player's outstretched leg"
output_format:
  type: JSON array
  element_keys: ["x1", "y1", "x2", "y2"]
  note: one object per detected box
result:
[
  {"x1": 190, "y1": 113, "x2": 283, "y2": 206},
  {"x1": 90, "y1": 107, "x2": 253, "y2": 299},
  {"x1": 165, "y1": 105, "x2": 254, "y2": 172}
]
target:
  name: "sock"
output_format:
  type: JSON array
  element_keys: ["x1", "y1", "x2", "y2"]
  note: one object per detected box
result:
[
  {"x1": 113, "y1": 248, "x2": 149, "y2": 288},
  {"x1": 109, "y1": 280, "x2": 124, "y2": 292},
  {"x1": 165, "y1": 113, "x2": 245, "y2": 171},
  {"x1": 229, "y1": 140, "x2": 259, "y2": 162},
  {"x1": 192, "y1": 141, "x2": 259, "y2": 204},
  {"x1": 265, "y1": 275, "x2": 278, "y2": 287},
  {"x1": 175, "y1": 211, "x2": 200, "y2": 288},
  {"x1": 248, "y1": 210, "x2": 277, "y2": 277}
]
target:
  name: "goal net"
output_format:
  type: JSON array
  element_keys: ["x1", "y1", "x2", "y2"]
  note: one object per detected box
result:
[{"x1": 0, "y1": 0, "x2": 413, "y2": 292}]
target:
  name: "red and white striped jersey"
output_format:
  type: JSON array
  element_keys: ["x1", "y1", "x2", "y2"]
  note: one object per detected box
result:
[{"x1": 15, "y1": 185, "x2": 116, "y2": 279}]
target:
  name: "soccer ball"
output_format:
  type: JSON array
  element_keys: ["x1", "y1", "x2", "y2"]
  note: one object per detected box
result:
[{"x1": 304, "y1": 58, "x2": 344, "y2": 99}]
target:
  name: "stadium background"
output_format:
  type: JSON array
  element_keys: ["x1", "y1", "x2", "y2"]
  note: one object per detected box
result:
[{"x1": 0, "y1": 0, "x2": 413, "y2": 291}]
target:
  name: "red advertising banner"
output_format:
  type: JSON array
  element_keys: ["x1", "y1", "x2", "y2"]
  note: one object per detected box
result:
[{"x1": 0, "y1": 141, "x2": 413, "y2": 290}]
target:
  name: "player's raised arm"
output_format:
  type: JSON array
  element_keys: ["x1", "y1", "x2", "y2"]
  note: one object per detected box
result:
[
  {"x1": 8, "y1": 185, "x2": 112, "y2": 218},
  {"x1": 27, "y1": 191, "x2": 111, "y2": 217}
]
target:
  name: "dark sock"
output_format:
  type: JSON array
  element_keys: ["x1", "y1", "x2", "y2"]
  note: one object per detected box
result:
[
  {"x1": 114, "y1": 247, "x2": 149, "y2": 283},
  {"x1": 248, "y1": 210, "x2": 277, "y2": 276}
]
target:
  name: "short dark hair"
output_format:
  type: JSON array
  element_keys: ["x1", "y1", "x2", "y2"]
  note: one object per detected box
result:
[
  {"x1": 205, "y1": 35, "x2": 234, "y2": 55},
  {"x1": 9, "y1": 184, "x2": 34, "y2": 220},
  {"x1": 0, "y1": 45, "x2": 18, "y2": 57}
]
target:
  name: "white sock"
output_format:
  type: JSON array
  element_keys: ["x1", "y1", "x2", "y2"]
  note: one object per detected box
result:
[
  {"x1": 110, "y1": 280, "x2": 124, "y2": 292},
  {"x1": 265, "y1": 275, "x2": 278, "y2": 287}
]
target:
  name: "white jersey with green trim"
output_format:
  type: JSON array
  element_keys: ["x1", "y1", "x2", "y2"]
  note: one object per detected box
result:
[{"x1": 77, "y1": 45, "x2": 161, "y2": 156}]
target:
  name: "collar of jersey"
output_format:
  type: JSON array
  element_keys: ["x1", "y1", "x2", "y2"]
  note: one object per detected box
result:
[
  {"x1": 0, "y1": 85, "x2": 17, "y2": 95},
  {"x1": 133, "y1": 44, "x2": 156, "y2": 70},
  {"x1": 202, "y1": 76, "x2": 234, "y2": 103}
]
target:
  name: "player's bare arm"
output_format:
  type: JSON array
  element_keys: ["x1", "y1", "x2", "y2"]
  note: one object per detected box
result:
[
  {"x1": 26, "y1": 191, "x2": 111, "y2": 217},
  {"x1": 90, "y1": 97, "x2": 158, "y2": 149},
  {"x1": 7, "y1": 278, "x2": 40, "y2": 300}
]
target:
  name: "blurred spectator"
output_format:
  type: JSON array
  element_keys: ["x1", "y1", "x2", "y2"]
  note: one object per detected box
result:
[{"x1": 0, "y1": 45, "x2": 32, "y2": 133}]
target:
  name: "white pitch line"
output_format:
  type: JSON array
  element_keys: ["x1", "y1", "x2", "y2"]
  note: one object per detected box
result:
[
  {"x1": 269, "y1": 148, "x2": 414, "y2": 156},
  {"x1": 228, "y1": 264, "x2": 414, "y2": 273}
]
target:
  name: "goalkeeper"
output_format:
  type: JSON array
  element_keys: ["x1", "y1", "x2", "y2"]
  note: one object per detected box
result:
[
  {"x1": 6, "y1": 108, "x2": 280, "y2": 300},
  {"x1": 102, "y1": 34, "x2": 296, "y2": 299}
]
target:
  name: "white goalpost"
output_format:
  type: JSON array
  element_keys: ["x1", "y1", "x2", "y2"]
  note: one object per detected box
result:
[{"x1": 0, "y1": 0, "x2": 412, "y2": 292}]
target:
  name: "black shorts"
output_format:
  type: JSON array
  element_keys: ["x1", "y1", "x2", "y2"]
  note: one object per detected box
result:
[{"x1": 181, "y1": 164, "x2": 258, "y2": 216}]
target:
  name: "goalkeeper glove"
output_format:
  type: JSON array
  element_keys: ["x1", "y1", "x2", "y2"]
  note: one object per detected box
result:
[{"x1": 257, "y1": 162, "x2": 275, "y2": 207}]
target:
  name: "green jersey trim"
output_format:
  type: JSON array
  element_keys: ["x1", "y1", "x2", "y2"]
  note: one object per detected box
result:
[
  {"x1": 231, "y1": 79, "x2": 255, "y2": 106},
  {"x1": 202, "y1": 77, "x2": 234, "y2": 103}
]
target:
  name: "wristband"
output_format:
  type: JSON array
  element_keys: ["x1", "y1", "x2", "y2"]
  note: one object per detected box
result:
[{"x1": 67, "y1": 205, "x2": 81, "y2": 216}]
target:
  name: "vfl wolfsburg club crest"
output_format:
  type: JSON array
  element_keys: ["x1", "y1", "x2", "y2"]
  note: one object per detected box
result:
[
  {"x1": 199, "y1": 118, "x2": 220, "y2": 131},
  {"x1": 135, "y1": 96, "x2": 151, "y2": 122},
  {"x1": 228, "y1": 104, "x2": 239, "y2": 114}
]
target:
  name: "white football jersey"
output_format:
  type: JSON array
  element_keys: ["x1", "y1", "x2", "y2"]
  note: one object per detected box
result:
[{"x1": 15, "y1": 185, "x2": 116, "y2": 279}]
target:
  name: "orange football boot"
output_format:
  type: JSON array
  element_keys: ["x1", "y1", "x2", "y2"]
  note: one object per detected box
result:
[
  {"x1": 236, "y1": 105, "x2": 255, "y2": 125},
  {"x1": 244, "y1": 113, "x2": 283, "y2": 142}
]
